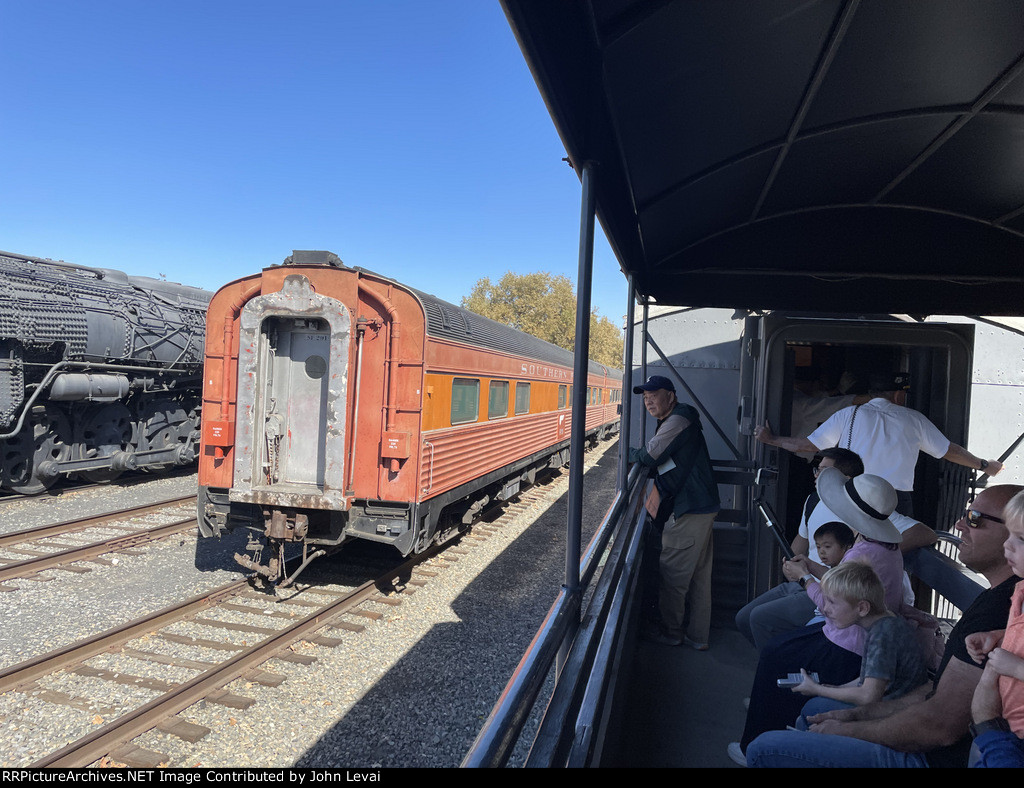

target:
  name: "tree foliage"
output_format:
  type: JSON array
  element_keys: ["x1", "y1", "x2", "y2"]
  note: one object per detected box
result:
[{"x1": 461, "y1": 271, "x2": 624, "y2": 368}]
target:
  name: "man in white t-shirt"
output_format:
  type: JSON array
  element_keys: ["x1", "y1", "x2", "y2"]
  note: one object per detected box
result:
[
  {"x1": 789, "y1": 369, "x2": 870, "y2": 461},
  {"x1": 755, "y1": 372, "x2": 1002, "y2": 516}
]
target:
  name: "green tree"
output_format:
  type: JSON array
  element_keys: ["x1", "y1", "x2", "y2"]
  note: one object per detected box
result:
[
  {"x1": 589, "y1": 311, "x2": 625, "y2": 369},
  {"x1": 462, "y1": 271, "x2": 624, "y2": 368}
]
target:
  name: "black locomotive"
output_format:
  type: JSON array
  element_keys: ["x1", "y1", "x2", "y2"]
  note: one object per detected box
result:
[{"x1": 0, "y1": 250, "x2": 211, "y2": 493}]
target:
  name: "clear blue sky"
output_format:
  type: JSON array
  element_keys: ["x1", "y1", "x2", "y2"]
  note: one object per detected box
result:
[{"x1": 1, "y1": 1, "x2": 629, "y2": 325}]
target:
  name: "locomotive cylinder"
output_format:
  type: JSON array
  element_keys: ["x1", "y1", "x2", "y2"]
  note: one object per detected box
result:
[{"x1": 49, "y1": 373, "x2": 130, "y2": 402}]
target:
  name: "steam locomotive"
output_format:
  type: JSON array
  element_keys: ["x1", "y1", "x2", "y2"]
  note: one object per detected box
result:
[
  {"x1": 0, "y1": 250, "x2": 211, "y2": 493},
  {"x1": 197, "y1": 251, "x2": 621, "y2": 587}
]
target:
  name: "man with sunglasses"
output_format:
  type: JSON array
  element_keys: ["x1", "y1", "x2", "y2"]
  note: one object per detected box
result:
[{"x1": 746, "y1": 484, "x2": 1023, "y2": 768}]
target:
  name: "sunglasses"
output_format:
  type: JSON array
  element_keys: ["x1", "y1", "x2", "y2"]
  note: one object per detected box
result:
[{"x1": 965, "y1": 509, "x2": 1005, "y2": 528}]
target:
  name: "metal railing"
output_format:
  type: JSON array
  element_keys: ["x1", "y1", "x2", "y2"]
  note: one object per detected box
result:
[
  {"x1": 461, "y1": 464, "x2": 648, "y2": 767},
  {"x1": 904, "y1": 537, "x2": 985, "y2": 624}
]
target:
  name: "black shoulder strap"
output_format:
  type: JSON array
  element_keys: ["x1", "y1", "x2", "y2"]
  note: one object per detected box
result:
[
  {"x1": 804, "y1": 490, "x2": 820, "y2": 523},
  {"x1": 844, "y1": 404, "x2": 862, "y2": 449}
]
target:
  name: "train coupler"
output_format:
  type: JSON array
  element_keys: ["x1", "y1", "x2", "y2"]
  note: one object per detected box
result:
[
  {"x1": 234, "y1": 535, "x2": 285, "y2": 591},
  {"x1": 234, "y1": 550, "x2": 281, "y2": 583},
  {"x1": 264, "y1": 507, "x2": 309, "y2": 541}
]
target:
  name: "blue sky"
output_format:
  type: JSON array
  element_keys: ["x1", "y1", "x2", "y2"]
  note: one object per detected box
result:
[{"x1": 1, "y1": 1, "x2": 628, "y2": 324}]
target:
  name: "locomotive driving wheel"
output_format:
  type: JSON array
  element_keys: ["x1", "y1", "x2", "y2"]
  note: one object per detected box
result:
[
  {"x1": 140, "y1": 399, "x2": 196, "y2": 471},
  {"x1": 0, "y1": 405, "x2": 72, "y2": 494},
  {"x1": 72, "y1": 402, "x2": 135, "y2": 483}
]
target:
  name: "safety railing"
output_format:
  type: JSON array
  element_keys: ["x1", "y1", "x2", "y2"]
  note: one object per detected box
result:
[
  {"x1": 904, "y1": 536, "x2": 985, "y2": 625},
  {"x1": 461, "y1": 463, "x2": 649, "y2": 767}
]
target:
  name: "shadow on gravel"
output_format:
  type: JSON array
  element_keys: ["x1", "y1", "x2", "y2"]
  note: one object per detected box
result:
[
  {"x1": 192, "y1": 526, "x2": 253, "y2": 572},
  {"x1": 292, "y1": 446, "x2": 621, "y2": 768}
]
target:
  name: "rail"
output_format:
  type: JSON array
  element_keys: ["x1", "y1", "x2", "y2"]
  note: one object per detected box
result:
[
  {"x1": 461, "y1": 463, "x2": 648, "y2": 767},
  {"x1": 904, "y1": 537, "x2": 986, "y2": 623}
]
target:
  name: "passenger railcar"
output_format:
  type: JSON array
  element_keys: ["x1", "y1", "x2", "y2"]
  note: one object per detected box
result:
[
  {"x1": 197, "y1": 251, "x2": 621, "y2": 586},
  {"x1": 0, "y1": 250, "x2": 211, "y2": 493}
]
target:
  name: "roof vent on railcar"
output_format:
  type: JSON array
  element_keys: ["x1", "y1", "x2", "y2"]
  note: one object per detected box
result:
[
  {"x1": 453, "y1": 307, "x2": 473, "y2": 336},
  {"x1": 437, "y1": 302, "x2": 453, "y2": 331},
  {"x1": 282, "y1": 250, "x2": 345, "y2": 268}
]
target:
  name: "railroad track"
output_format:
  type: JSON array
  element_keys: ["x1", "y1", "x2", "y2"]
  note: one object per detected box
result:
[
  {"x1": 0, "y1": 496, "x2": 198, "y2": 587},
  {"x1": 0, "y1": 468, "x2": 199, "y2": 505},
  {"x1": 0, "y1": 459, "x2": 580, "y2": 768},
  {"x1": 0, "y1": 545, "x2": 432, "y2": 768},
  {"x1": 0, "y1": 439, "x2": 615, "y2": 768}
]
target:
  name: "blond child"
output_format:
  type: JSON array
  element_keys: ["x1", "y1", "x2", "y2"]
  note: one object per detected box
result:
[
  {"x1": 792, "y1": 561, "x2": 928, "y2": 706},
  {"x1": 966, "y1": 490, "x2": 1024, "y2": 741}
]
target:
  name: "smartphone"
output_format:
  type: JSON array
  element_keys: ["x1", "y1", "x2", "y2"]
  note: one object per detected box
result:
[{"x1": 777, "y1": 672, "x2": 819, "y2": 687}]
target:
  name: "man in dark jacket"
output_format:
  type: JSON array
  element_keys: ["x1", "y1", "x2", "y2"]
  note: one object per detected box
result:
[{"x1": 630, "y1": 375, "x2": 720, "y2": 649}]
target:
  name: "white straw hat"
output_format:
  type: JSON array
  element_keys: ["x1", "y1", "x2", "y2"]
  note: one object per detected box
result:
[{"x1": 816, "y1": 467, "x2": 901, "y2": 544}]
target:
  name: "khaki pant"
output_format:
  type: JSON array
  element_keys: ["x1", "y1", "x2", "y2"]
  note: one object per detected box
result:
[{"x1": 659, "y1": 511, "x2": 716, "y2": 643}]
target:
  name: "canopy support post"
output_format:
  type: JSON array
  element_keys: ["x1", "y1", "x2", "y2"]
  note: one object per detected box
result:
[
  {"x1": 617, "y1": 276, "x2": 637, "y2": 492},
  {"x1": 560, "y1": 160, "x2": 597, "y2": 672}
]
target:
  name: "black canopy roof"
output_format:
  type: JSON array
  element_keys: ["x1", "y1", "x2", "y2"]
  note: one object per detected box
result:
[{"x1": 502, "y1": 0, "x2": 1024, "y2": 316}]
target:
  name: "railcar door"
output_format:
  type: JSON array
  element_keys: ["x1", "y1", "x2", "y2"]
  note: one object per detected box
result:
[
  {"x1": 258, "y1": 317, "x2": 331, "y2": 487},
  {"x1": 230, "y1": 273, "x2": 352, "y2": 509},
  {"x1": 749, "y1": 315, "x2": 975, "y2": 596}
]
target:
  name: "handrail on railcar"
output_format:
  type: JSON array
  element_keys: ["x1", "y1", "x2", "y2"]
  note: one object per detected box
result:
[
  {"x1": 904, "y1": 542, "x2": 986, "y2": 618},
  {"x1": 460, "y1": 462, "x2": 649, "y2": 767},
  {"x1": 526, "y1": 464, "x2": 650, "y2": 767}
]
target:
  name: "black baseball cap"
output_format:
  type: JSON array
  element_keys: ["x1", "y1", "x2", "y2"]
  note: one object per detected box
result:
[
  {"x1": 633, "y1": 375, "x2": 675, "y2": 394},
  {"x1": 868, "y1": 372, "x2": 911, "y2": 391}
]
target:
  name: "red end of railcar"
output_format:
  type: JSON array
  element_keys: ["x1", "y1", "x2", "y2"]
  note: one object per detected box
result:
[{"x1": 198, "y1": 250, "x2": 620, "y2": 588}]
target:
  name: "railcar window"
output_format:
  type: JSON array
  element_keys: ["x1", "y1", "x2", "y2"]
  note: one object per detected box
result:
[
  {"x1": 451, "y1": 378, "x2": 480, "y2": 425},
  {"x1": 558, "y1": 384, "x2": 567, "y2": 409},
  {"x1": 488, "y1": 380, "x2": 509, "y2": 419},
  {"x1": 515, "y1": 382, "x2": 531, "y2": 415}
]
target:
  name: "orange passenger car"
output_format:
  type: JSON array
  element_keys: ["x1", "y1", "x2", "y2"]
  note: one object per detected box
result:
[{"x1": 198, "y1": 251, "x2": 621, "y2": 586}]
